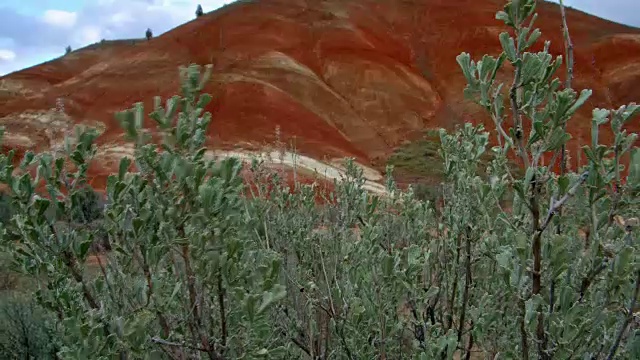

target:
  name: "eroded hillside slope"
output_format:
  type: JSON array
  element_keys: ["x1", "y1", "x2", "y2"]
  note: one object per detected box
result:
[{"x1": 1, "y1": 0, "x2": 639, "y2": 188}]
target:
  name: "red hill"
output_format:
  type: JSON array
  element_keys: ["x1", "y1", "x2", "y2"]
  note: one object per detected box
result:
[{"x1": 1, "y1": 0, "x2": 639, "y2": 189}]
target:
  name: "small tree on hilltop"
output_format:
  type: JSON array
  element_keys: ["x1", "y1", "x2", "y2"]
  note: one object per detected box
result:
[
  {"x1": 65, "y1": 46, "x2": 71, "y2": 55},
  {"x1": 145, "y1": 28, "x2": 153, "y2": 40},
  {"x1": 196, "y1": 4, "x2": 204, "y2": 18}
]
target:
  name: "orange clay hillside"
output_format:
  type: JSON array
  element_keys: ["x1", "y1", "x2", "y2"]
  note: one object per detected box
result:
[{"x1": 0, "y1": 0, "x2": 639, "y2": 191}]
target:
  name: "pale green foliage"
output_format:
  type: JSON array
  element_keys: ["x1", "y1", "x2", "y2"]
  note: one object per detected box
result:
[
  {"x1": 455, "y1": 0, "x2": 640, "y2": 358},
  {"x1": 0, "y1": 1, "x2": 638, "y2": 359},
  {"x1": 0, "y1": 293, "x2": 60, "y2": 359}
]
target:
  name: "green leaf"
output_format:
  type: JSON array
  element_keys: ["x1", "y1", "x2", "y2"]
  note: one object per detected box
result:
[
  {"x1": 197, "y1": 93, "x2": 212, "y2": 109},
  {"x1": 169, "y1": 282, "x2": 182, "y2": 302},
  {"x1": 520, "y1": 52, "x2": 542, "y2": 86},
  {"x1": 244, "y1": 293, "x2": 259, "y2": 323},
  {"x1": 545, "y1": 126, "x2": 571, "y2": 151},
  {"x1": 425, "y1": 286, "x2": 440, "y2": 300},
  {"x1": 16, "y1": 173, "x2": 33, "y2": 199},
  {"x1": 496, "y1": 248, "x2": 512, "y2": 269},
  {"x1": 615, "y1": 246, "x2": 633, "y2": 275},
  {"x1": 565, "y1": 89, "x2": 593, "y2": 118},
  {"x1": 592, "y1": 108, "x2": 609, "y2": 126},
  {"x1": 499, "y1": 32, "x2": 517, "y2": 63},
  {"x1": 34, "y1": 197, "x2": 50, "y2": 217},
  {"x1": 628, "y1": 148, "x2": 640, "y2": 185},
  {"x1": 526, "y1": 28, "x2": 542, "y2": 48},
  {"x1": 496, "y1": 10, "x2": 514, "y2": 27},
  {"x1": 382, "y1": 254, "x2": 394, "y2": 276},
  {"x1": 513, "y1": 181, "x2": 526, "y2": 201},
  {"x1": 620, "y1": 103, "x2": 640, "y2": 124},
  {"x1": 255, "y1": 348, "x2": 269, "y2": 356},
  {"x1": 525, "y1": 297, "x2": 537, "y2": 324},
  {"x1": 627, "y1": 329, "x2": 640, "y2": 358},
  {"x1": 557, "y1": 175, "x2": 570, "y2": 195},
  {"x1": 529, "y1": 119, "x2": 545, "y2": 145},
  {"x1": 407, "y1": 244, "x2": 421, "y2": 266},
  {"x1": 19, "y1": 151, "x2": 35, "y2": 169},
  {"x1": 456, "y1": 53, "x2": 477, "y2": 88},
  {"x1": 520, "y1": 0, "x2": 537, "y2": 23},
  {"x1": 118, "y1": 157, "x2": 131, "y2": 181},
  {"x1": 78, "y1": 239, "x2": 92, "y2": 259},
  {"x1": 166, "y1": 96, "x2": 179, "y2": 120},
  {"x1": 257, "y1": 284, "x2": 286, "y2": 315},
  {"x1": 70, "y1": 150, "x2": 85, "y2": 166},
  {"x1": 132, "y1": 217, "x2": 144, "y2": 237},
  {"x1": 55, "y1": 157, "x2": 64, "y2": 177},
  {"x1": 559, "y1": 284, "x2": 573, "y2": 312}
]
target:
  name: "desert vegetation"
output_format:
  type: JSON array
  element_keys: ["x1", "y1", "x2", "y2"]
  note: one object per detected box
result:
[{"x1": 0, "y1": 0, "x2": 639, "y2": 359}]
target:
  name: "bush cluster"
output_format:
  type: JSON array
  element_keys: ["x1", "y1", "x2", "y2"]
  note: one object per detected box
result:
[{"x1": 0, "y1": 1, "x2": 638, "y2": 359}]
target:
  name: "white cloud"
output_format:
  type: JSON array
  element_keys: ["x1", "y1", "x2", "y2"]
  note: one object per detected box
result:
[
  {"x1": 42, "y1": 10, "x2": 78, "y2": 28},
  {"x1": 144, "y1": 0, "x2": 236, "y2": 24},
  {"x1": 0, "y1": 49, "x2": 16, "y2": 62},
  {"x1": 108, "y1": 12, "x2": 135, "y2": 26},
  {"x1": 75, "y1": 26, "x2": 103, "y2": 44}
]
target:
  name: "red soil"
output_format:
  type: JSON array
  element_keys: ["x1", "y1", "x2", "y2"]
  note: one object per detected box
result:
[{"x1": 0, "y1": 0, "x2": 639, "y2": 189}]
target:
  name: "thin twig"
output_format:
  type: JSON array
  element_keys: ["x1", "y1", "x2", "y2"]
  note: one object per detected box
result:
[
  {"x1": 458, "y1": 226, "x2": 473, "y2": 360},
  {"x1": 555, "y1": 4, "x2": 574, "y2": 327},
  {"x1": 606, "y1": 270, "x2": 640, "y2": 360},
  {"x1": 319, "y1": 246, "x2": 354, "y2": 360},
  {"x1": 558, "y1": 0, "x2": 574, "y2": 179},
  {"x1": 579, "y1": 262, "x2": 608, "y2": 302},
  {"x1": 446, "y1": 232, "x2": 463, "y2": 333},
  {"x1": 151, "y1": 337, "x2": 208, "y2": 352},
  {"x1": 217, "y1": 271, "x2": 228, "y2": 349},
  {"x1": 464, "y1": 321, "x2": 475, "y2": 360},
  {"x1": 458, "y1": 226, "x2": 472, "y2": 343},
  {"x1": 508, "y1": 15, "x2": 530, "y2": 171},
  {"x1": 181, "y1": 241, "x2": 217, "y2": 359},
  {"x1": 519, "y1": 298, "x2": 530, "y2": 360},
  {"x1": 539, "y1": 171, "x2": 589, "y2": 233}
]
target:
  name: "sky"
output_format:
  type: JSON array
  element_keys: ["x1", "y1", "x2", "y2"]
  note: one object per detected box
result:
[
  {"x1": 0, "y1": 0, "x2": 235, "y2": 76},
  {"x1": 0, "y1": 0, "x2": 638, "y2": 76}
]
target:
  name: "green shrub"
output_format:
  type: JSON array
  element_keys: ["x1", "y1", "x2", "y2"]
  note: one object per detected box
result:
[
  {"x1": 70, "y1": 187, "x2": 103, "y2": 224},
  {"x1": 0, "y1": 253, "x2": 18, "y2": 291},
  {"x1": 0, "y1": 193, "x2": 11, "y2": 226},
  {"x1": 0, "y1": 293, "x2": 60, "y2": 359},
  {"x1": 0, "y1": 1, "x2": 638, "y2": 359}
]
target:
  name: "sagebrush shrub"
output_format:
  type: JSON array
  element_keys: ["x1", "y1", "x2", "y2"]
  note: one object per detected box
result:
[
  {"x1": 0, "y1": 293, "x2": 59, "y2": 359},
  {"x1": 0, "y1": 0, "x2": 638, "y2": 359}
]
